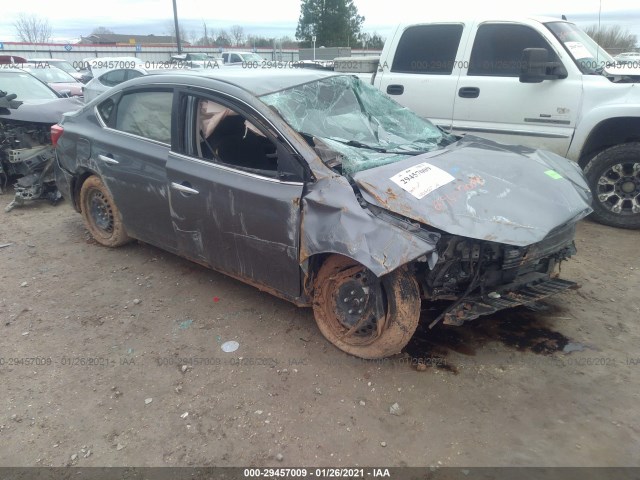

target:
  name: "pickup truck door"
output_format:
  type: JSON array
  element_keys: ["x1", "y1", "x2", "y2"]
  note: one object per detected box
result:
[
  {"x1": 451, "y1": 22, "x2": 582, "y2": 156},
  {"x1": 374, "y1": 23, "x2": 470, "y2": 130}
]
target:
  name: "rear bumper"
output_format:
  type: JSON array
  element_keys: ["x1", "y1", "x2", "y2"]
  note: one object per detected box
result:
[{"x1": 441, "y1": 277, "x2": 577, "y2": 326}]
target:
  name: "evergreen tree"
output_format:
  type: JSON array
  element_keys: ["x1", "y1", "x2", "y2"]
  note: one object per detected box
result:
[{"x1": 296, "y1": 0, "x2": 364, "y2": 47}]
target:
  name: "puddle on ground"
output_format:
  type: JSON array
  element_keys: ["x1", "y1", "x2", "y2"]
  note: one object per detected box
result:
[{"x1": 403, "y1": 301, "x2": 587, "y2": 374}]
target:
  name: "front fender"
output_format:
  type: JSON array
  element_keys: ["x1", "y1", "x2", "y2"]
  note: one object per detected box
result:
[
  {"x1": 300, "y1": 175, "x2": 438, "y2": 277},
  {"x1": 569, "y1": 82, "x2": 640, "y2": 161}
]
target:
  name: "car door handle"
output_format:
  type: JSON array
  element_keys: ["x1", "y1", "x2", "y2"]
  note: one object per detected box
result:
[
  {"x1": 98, "y1": 154, "x2": 119, "y2": 165},
  {"x1": 458, "y1": 87, "x2": 480, "y2": 98},
  {"x1": 171, "y1": 182, "x2": 199, "y2": 195},
  {"x1": 386, "y1": 84, "x2": 404, "y2": 95}
]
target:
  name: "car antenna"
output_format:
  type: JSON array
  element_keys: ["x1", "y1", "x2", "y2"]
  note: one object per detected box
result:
[{"x1": 561, "y1": 14, "x2": 567, "y2": 20}]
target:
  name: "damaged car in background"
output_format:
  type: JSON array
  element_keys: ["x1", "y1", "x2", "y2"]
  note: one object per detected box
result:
[
  {"x1": 0, "y1": 69, "x2": 82, "y2": 211},
  {"x1": 53, "y1": 71, "x2": 592, "y2": 359}
]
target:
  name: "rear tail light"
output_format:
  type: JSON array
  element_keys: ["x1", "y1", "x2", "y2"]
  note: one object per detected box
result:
[{"x1": 51, "y1": 124, "x2": 64, "y2": 147}]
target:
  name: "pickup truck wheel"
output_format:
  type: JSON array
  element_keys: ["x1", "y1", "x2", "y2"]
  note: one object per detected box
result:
[
  {"x1": 584, "y1": 143, "x2": 640, "y2": 229},
  {"x1": 79, "y1": 175, "x2": 131, "y2": 247},
  {"x1": 312, "y1": 254, "x2": 421, "y2": 359}
]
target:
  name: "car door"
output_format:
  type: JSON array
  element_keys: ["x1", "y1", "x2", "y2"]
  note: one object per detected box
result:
[
  {"x1": 90, "y1": 88, "x2": 177, "y2": 250},
  {"x1": 374, "y1": 23, "x2": 468, "y2": 130},
  {"x1": 166, "y1": 90, "x2": 305, "y2": 297},
  {"x1": 451, "y1": 22, "x2": 582, "y2": 156}
]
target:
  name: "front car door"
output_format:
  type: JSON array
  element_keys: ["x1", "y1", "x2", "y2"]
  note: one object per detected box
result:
[
  {"x1": 166, "y1": 88, "x2": 305, "y2": 298},
  {"x1": 452, "y1": 21, "x2": 582, "y2": 156}
]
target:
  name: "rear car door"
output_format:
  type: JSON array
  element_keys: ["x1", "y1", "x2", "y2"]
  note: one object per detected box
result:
[
  {"x1": 375, "y1": 23, "x2": 468, "y2": 130},
  {"x1": 90, "y1": 88, "x2": 177, "y2": 250},
  {"x1": 166, "y1": 89, "x2": 305, "y2": 297}
]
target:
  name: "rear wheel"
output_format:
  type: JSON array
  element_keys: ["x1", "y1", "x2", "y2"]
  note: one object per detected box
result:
[
  {"x1": 312, "y1": 254, "x2": 421, "y2": 359},
  {"x1": 79, "y1": 175, "x2": 130, "y2": 247},
  {"x1": 584, "y1": 143, "x2": 640, "y2": 229}
]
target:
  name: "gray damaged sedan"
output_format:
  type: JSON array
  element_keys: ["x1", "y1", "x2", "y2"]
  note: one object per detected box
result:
[{"x1": 53, "y1": 70, "x2": 592, "y2": 359}]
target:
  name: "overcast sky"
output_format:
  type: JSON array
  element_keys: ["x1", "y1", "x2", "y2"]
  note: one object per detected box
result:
[{"x1": 1, "y1": 0, "x2": 639, "y2": 44}]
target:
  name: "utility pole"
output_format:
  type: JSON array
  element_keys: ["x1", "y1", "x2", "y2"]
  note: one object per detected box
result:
[{"x1": 172, "y1": 0, "x2": 182, "y2": 54}]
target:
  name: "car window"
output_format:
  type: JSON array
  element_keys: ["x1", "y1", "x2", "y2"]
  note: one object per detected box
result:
[
  {"x1": 391, "y1": 24, "x2": 464, "y2": 74},
  {"x1": 49, "y1": 61, "x2": 76, "y2": 75},
  {"x1": 230, "y1": 54, "x2": 241, "y2": 63},
  {"x1": 97, "y1": 98, "x2": 115, "y2": 124},
  {"x1": 126, "y1": 70, "x2": 144, "y2": 80},
  {"x1": 468, "y1": 23, "x2": 560, "y2": 76},
  {"x1": 114, "y1": 90, "x2": 173, "y2": 143},
  {"x1": 187, "y1": 95, "x2": 278, "y2": 176},
  {"x1": 25, "y1": 66, "x2": 75, "y2": 83},
  {"x1": 100, "y1": 69, "x2": 127, "y2": 87}
]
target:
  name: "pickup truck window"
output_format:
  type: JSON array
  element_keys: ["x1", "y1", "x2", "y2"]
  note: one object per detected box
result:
[
  {"x1": 545, "y1": 21, "x2": 615, "y2": 74},
  {"x1": 391, "y1": 24, "x2": 463, "y2": 75},
  {"x1": 468, "y1": 24, "x2": 559, "y2": 77}
]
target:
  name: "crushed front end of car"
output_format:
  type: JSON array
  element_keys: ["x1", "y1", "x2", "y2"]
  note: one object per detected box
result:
[
  {"x1": 0, "y1": 90, "x2": 81, "y2": 211},
  {"x1": 261, "y1": 75, "x2": 592, "y2": 331}
]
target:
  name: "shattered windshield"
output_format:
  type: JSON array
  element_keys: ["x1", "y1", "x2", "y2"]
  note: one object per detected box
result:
[{"x1": 260, "y1": 75, "x2": 454, "y2": 175}]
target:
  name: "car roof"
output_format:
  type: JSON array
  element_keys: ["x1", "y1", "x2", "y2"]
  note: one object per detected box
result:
[{"x1": 125, "y1": 69, "x2": 341, "y2": 96}]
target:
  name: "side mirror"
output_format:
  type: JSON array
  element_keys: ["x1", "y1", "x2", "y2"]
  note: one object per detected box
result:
[{"x1": 520, "y1": 48, "x2": 567, "y2": 83}]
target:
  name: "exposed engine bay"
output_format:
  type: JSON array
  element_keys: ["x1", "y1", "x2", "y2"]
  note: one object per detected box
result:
[
  {"x1": 417, "y1": 223, "x2": 578, "y2": 327},
  {"x1": 0, "y1": 91, "x2": 61, "y2": 211}
]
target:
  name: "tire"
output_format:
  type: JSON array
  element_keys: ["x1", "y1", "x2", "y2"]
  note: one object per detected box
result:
[
  {"x1": 79, "y1": 175, "x2": 131, "y2": 247},
  {"x1": 312, "y1": 254, "x2": 421, "y2": 359},
  {"x1": 584, "y1": 143, "x2": 640, "y2": 229}
]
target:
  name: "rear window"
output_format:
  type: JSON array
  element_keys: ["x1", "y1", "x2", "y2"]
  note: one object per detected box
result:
[
  {"x1": 114, "y1": 90, "x2": 172, "y2": 143},
  {"x1": 391, "y1": 24, "x2": 464, "y2": 74}
]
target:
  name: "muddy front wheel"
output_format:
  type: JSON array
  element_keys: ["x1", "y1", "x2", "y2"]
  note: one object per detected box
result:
[{"x1": 312, "y1": 255, "x2": 421, "y2": 359}]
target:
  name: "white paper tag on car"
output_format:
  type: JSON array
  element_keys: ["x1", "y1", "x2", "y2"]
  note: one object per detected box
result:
[{"x1": 390, "y1": 162, "x2": 455, "y2": 199}]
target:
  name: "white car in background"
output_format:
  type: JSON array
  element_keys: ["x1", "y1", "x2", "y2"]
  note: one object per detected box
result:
[
  {"x1": 82, "y1": 66, "x2": 147, "y2": 102},
  {"x1": 221, "y1": 51, "x2": 264, "y2": 64},
  {"x1": 82, "y1": 62, "x2": 197, "y2": 102},
  {"x1": 26, "y1": 58, "x2": 85, "y2": 82}
]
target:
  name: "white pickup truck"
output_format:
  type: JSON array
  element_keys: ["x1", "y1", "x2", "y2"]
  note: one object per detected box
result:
[{"x1": 338, "y1": 16, "x2": 640, "y2": 229}]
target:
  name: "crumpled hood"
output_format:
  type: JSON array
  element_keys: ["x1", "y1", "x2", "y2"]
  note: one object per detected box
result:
[{"x1": 353, "y1": 136, "x2": 593, "y2": 247}]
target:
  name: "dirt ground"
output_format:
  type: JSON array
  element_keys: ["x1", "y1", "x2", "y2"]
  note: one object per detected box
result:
[{"x1": 0, "y1": 197, "x2": 639, "y2": 468}]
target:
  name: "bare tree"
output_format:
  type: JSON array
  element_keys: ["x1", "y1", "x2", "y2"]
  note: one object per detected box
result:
[
  {"x1": 14, "y1": 13, "x2": 52, "y2": 43},
  {"x1": 584, "y1": 24, "x2": 637, "y2": 55},
  {"x1": 165, "y1": 20, "x2": 188, "y2": 42},
  {"x1": 230, "y1": 25, "x2": 245, "y2": 47},
  {"x1": 215, "y1": 29, "x2": 232, "y2": 47}
]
